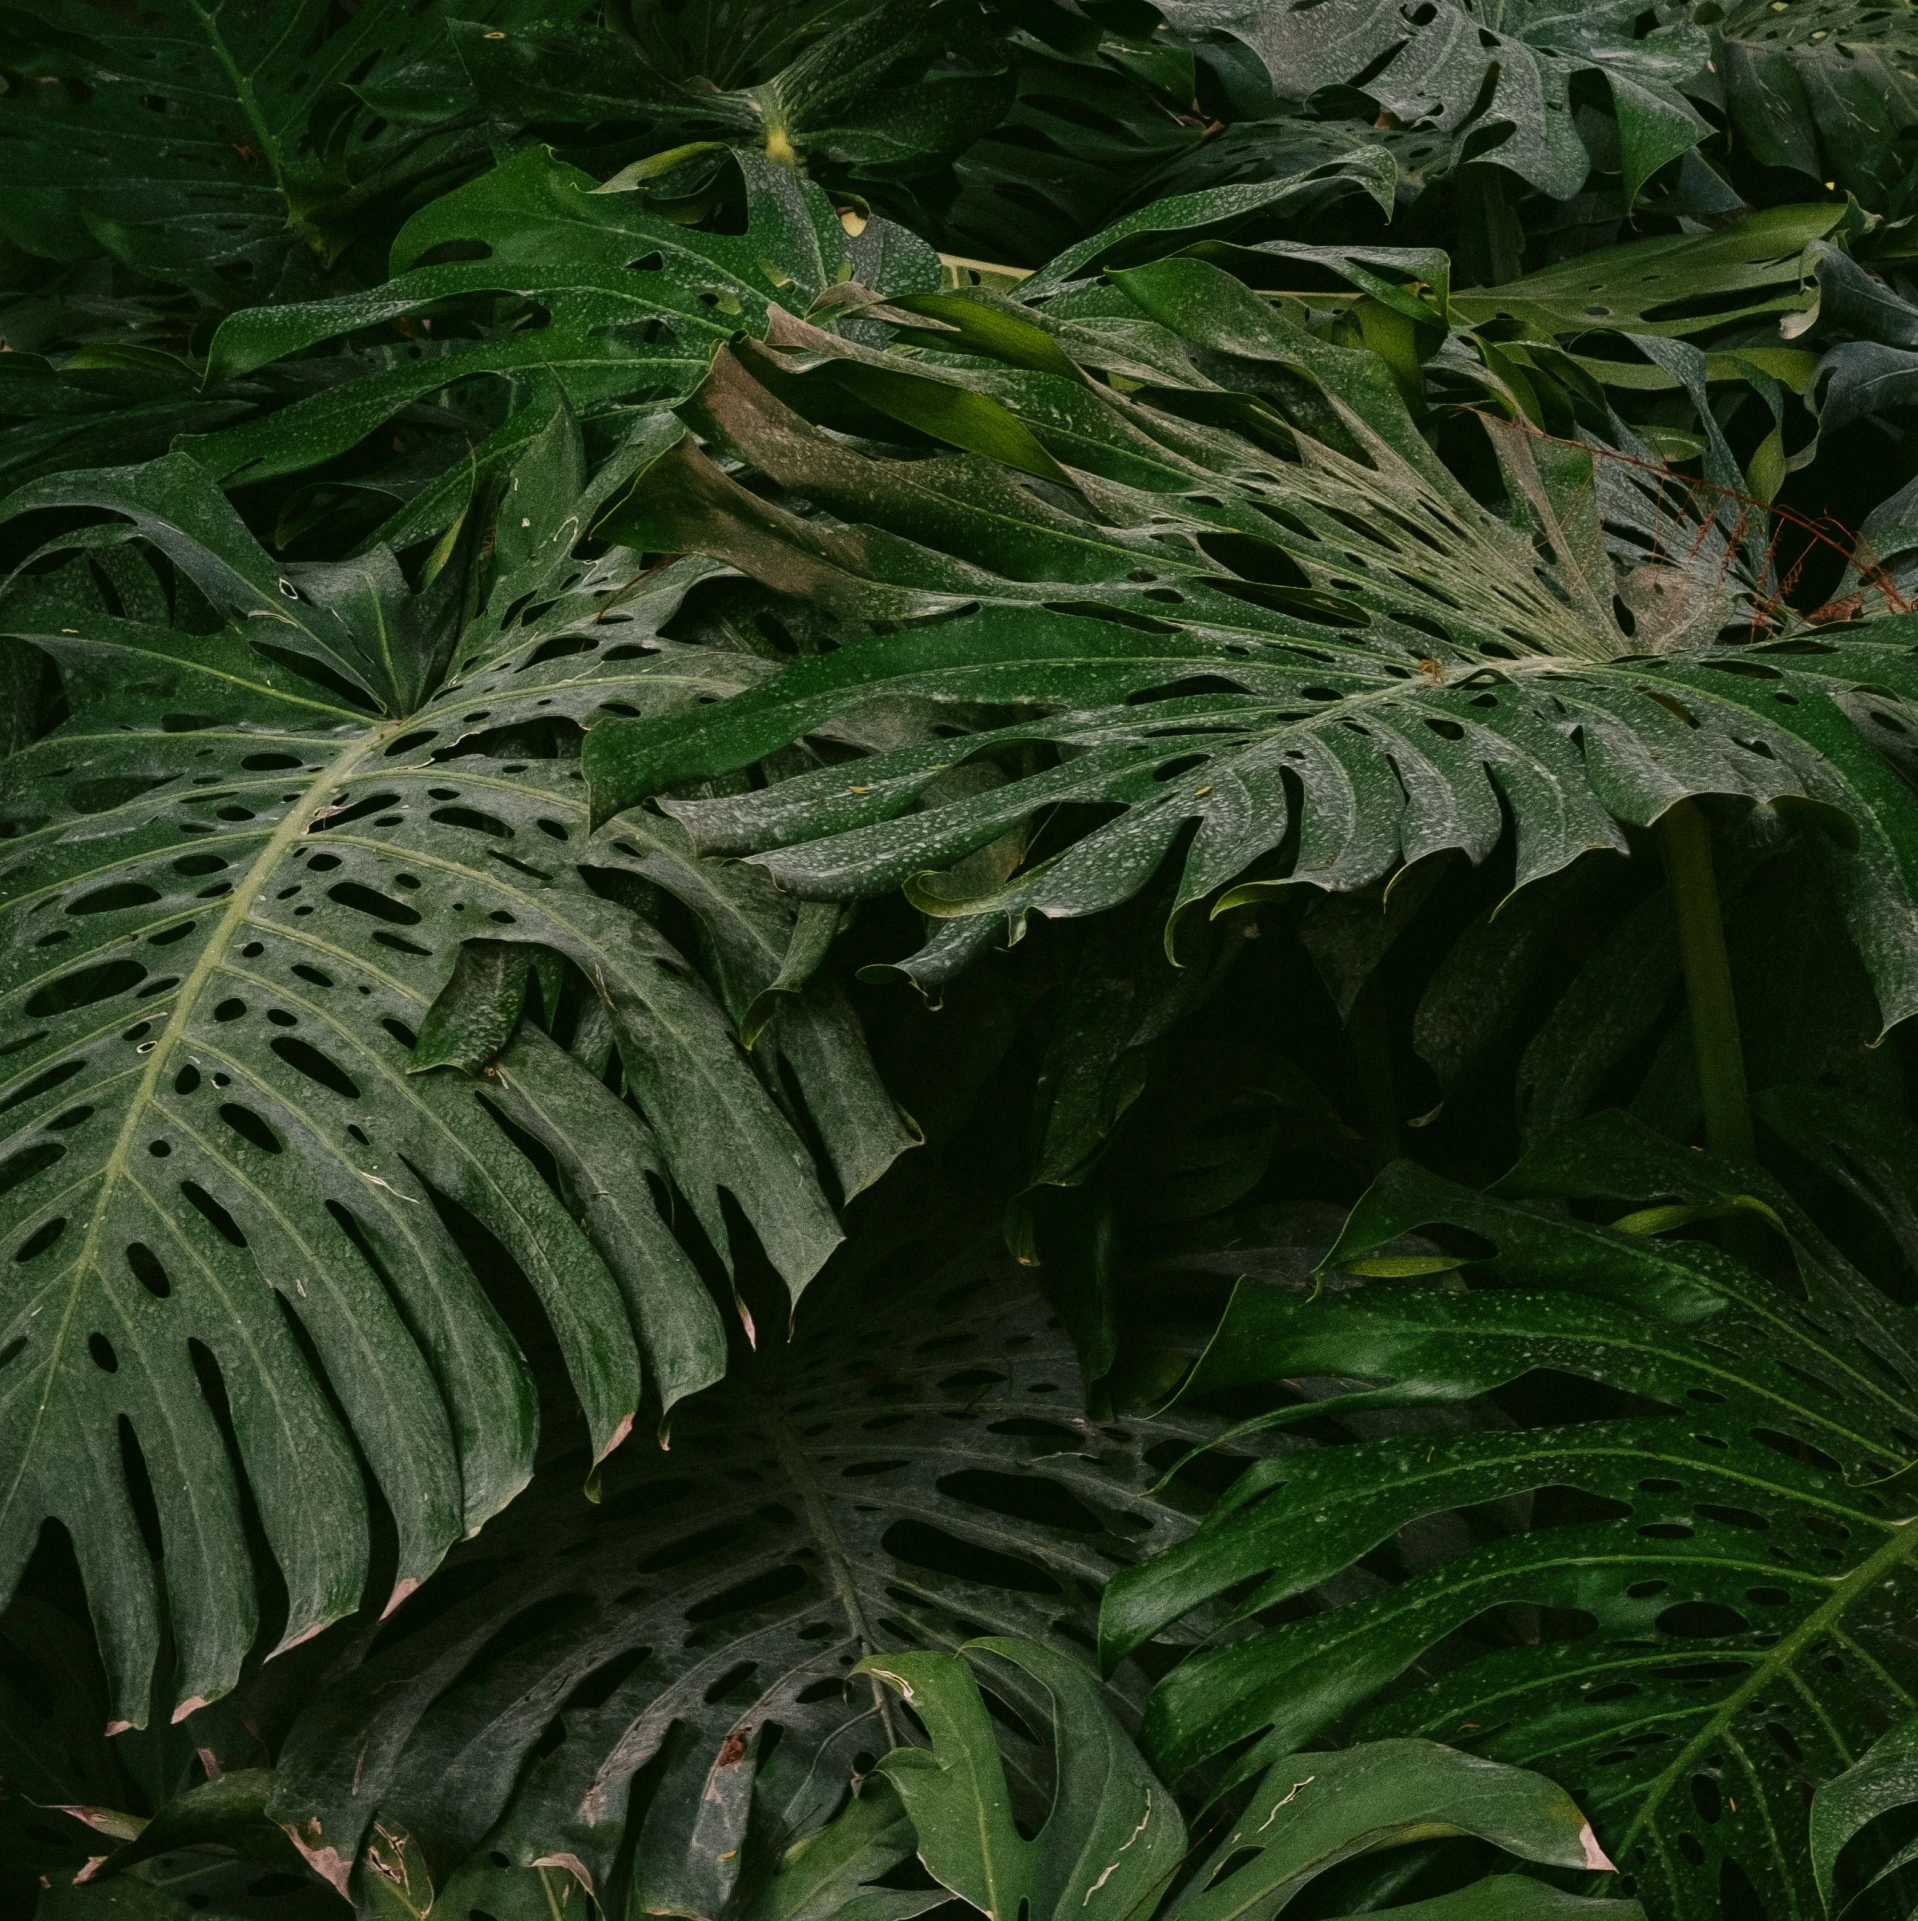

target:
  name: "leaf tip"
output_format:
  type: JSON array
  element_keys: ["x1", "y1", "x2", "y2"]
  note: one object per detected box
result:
[
  {"x1": 380, "y1": 1575, "x2": 422, "y2": 1621},
  {"x1": 271, "y1": 1618, "x2": 332, "y2": 1657},
  {"x1": 1578, "y1": 1822, "x2": 1615, "y2": 1872},
  {"x1": 597, "y1": 1409, "x2": 636, "y2": 1466}
]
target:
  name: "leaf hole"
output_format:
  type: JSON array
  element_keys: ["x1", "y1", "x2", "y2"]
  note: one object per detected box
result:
[
  {"x1": 219, "y1": 1104, "x2": 282, "y2": 1155},
  {"x1": 328, "y1": 882, "x2": 421, "y2": 926},
  {"x1": 686, "y1": 1564, "x2": 809, "y2": 1624},
  {"x1": 1658, "y1": 1601, "x2": 1749, "y2": 1638},
  {"x1": 180, "y1": 1181, "x2": 246, "y2": 1248},
  {"x1": 270, "y1": 1038, "x2": 360, "y2": 1100},
  {"x1": 15, "y1": 1217, "x2": 66, "y2": 1263},
  {"x1": 0, "y1": 1141, "x2": 64, "y2": 1197},
  {"x1": 25, "y1": 959, "x2": 146, "y2": 1017},
  {"x1": 126, "y1": 1243, "x2": 171, "y2": 1298},
  {"x1": 0, "y1": 1058, "x2": 86, "y2": 1115},
  {"x1": 882, "y1": 1520, "x2": 1061, "y2": 1595}
]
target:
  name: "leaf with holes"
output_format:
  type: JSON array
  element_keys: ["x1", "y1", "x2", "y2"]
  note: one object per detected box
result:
[
  {"x1": 0, "y1": 0, "x2": 549, "y2": 297},
  {"x1": 846, "y1": 1636, "x2": 1633, "y2": 1920},
  {"x1": 581, "y1": 253, "x2": 1918, "y2": 1032},
  {"x1": 0, "y1": 417, "x2": 908, "y2": 1739},
  {"x1": 248, "y1": 1260, "x2": 1239, "y2": 1904},
  {"x1": 1150, "y1": 0, "x2": 1713, "y2": 202},
  {"x1": 1102, "y1": 1110, "x2": 1918, "y2": 1920},
  {"x1": 1715, "y1": 0, "x2": 1918, "y2": 210}
]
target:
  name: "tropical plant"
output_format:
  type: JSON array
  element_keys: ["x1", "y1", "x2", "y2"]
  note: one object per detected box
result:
[{"x1": 14, "y1": 2, "x2": 1918, "y2": 1919}]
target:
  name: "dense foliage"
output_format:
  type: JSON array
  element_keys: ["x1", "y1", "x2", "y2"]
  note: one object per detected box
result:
[{"x1": 17, "y1": 2, "x2": 1918, "y2": 1917}]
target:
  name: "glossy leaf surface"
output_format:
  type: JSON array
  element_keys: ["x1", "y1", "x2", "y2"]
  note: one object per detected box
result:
[
  {"x1": 0, "y1": 426, "x2": 901, "y2": 1730},
  {"x1": 1107, "y1": 1109, "x2": 1918, "y2": 1918}
]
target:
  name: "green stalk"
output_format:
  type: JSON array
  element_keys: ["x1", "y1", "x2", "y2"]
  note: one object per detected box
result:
[
  {"x1": 1457, "y1": 165, "x2": 1521, "y2": 287},
  {"x1": 1658, "y1": 799, "x2": 1755, "y2": 1166}
]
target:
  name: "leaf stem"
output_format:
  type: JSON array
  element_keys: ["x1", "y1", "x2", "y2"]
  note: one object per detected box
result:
[
  {"x1": 1457, "y1": 166, "x2": 1521, "y2": 288},
  {"x1": 1657, "y1": 798, "x2": 1755, "y2": 1165}
]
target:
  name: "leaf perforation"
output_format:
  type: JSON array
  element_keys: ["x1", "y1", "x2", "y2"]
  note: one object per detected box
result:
[{"x1": 0, "y1": 450, "x2": 908, "y2": 1724}]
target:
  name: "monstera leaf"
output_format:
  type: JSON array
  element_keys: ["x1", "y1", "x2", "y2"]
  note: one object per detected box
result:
[
  {"x1": 224, "y1": 1261, "x2": 1244, "y2": 1900},
  {"x1": 173, "y1": 142, "x2": 933, "y2": 496},
  {"x1": 0, "y1": 416, "x2": 909, "y2": 1736},
  {"x1": 578, "y1": 248, "x2": 1918, "y2": 1029},
  {"x1": 0, "y1": 0, "x2": 548, "y2": 295},
  {"x1": 854, "y1": 1639, "x2": 1634, "y2": 1921},
  {"x1": 449, "y1": 0, "x2": 1013, "y2": 182},
  {"x1": 1102, "y1": 1106, "x2": 1918, "y2": 1918},
  {"x1": 1807, "y1": 1706, "x2": 1918, "y2": 1913},
  {"x1": 1153, "y1": 0, "x2": 1713, "y2": 201},
  {"x1": 1715, "y1": 0, "x2": 1918, "y2": 211}
]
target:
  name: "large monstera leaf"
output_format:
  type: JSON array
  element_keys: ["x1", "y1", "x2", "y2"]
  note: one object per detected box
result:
[
  {"x1": 0, "y1": 0, "x2": 544, "y2": 295},
  {"x1": 1153, "y1": 0, "x2": 1713, "y2": 201},
  {"x1": 0, "y1": 420, "x2": 908, "y2": 1736},
  {"x1": 579, "y1": 251, "x2": 1918, "y2": 1024},
  {"x1": 1103, "y1": 1108, "x2": 1918, "y2": 1920},
  {"x1": 241, "y1": 1261, "x2": 1235, "y2": 1902}
]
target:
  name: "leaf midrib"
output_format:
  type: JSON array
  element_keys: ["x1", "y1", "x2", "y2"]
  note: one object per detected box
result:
[
  {"x1": 1616, "y1": 1515, "x2": 1918, "y2": 1867},
  {"x1": 0, "y1": 716, "x2": 390, "y2": 1536},
  {"x1": 186, "y1": 0, "x2": 287, "y2": 198},
  {"x1": 765, "y1": 1398, "x2": 903, "y2": 1751}
]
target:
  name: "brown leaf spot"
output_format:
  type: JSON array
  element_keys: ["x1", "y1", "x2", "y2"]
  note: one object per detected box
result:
[{"x1": 285, "y1": 1821, "x2": 352, "y2": 1895}]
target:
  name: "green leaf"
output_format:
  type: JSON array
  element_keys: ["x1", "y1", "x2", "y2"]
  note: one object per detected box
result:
[
  {"x1": 861, "y1": 1639, "x2": 1186, "y2": 1921},
  {"x1": 1164, "y1": 1739, "x2": 1622, "y2": 1921},
  {"x1": 579, "y1": 258, "x2": 1918, "y2": 1032},
  {"x1": 1149, "y1": 0, "x2": 1711, "y2": 202},
  {"x1": 180, "y1": 144, "x2": 849, "y2": 487},
  {"x1": 742, "y1": 1776, "x2": 945, "y2": 1921},
  {"x1": 482, "y1": 1025, "x2": 731, "y2": 1440},
  {"x1": 1018, "y1": 164, "x2": 1403, "y2": 300},
  {"x1": 37, "y1": 1883, "x2": 229, "y2": 1921},
  {"x1": 0, "y1": 433, "x2": 896, "y2": 1729},
  {"x1": 258, "y1": 1264, "x2": 1240, "y2": 1904},
  {"x1": 357, "y1": 1820, "x2": 438, "y2": 1919},
  {"x1": 1105, "y1": 1111, "x2": 1918, "y2": 1918},
  {"x1": 1753, "y1": 1083, "x2": 1918, "y2": 1274},
  {"x1": 1809, "y1": 1706, "x2": 1918, "y2": 1909},
  {"x1": 1322, "y1": 1882, "x2": 1641, "y2": 1921},
  {"x1": 1448, "y1": 204, "x2": 1846, "y2": 340},
  {"x1": 1718, "y1": 0, "x2": 1918, "y2": 208},
  {"x1": 0, "y1": 0, "x2": 536, "y2": 293},
  {"x1": 81, "y1": 1767, "x2": 303, "y2": 1880},
  {"x1": 447, "y1": 18, "x2": 759, "y2": 139}
]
